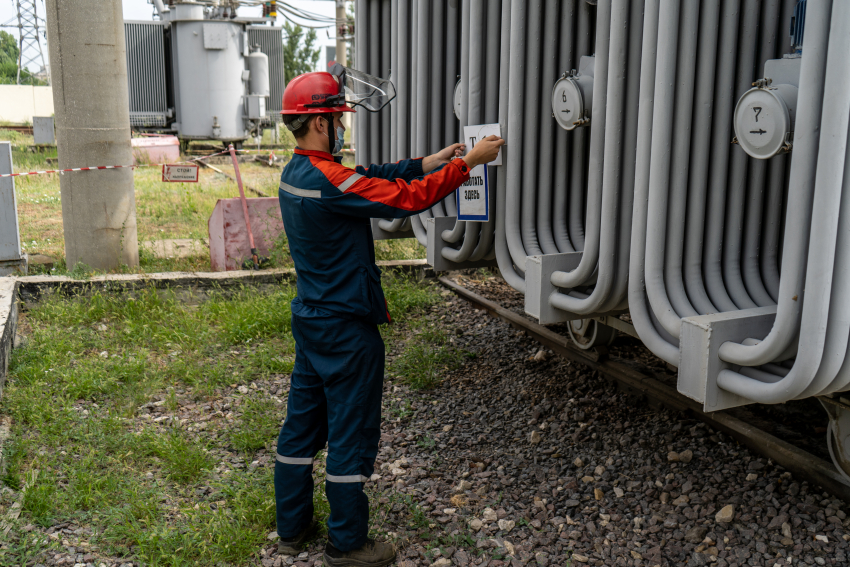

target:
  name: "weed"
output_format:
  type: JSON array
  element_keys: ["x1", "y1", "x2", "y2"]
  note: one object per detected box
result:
[
  {"x1": 0, "y1": 531, "x2": 57, "y2": 566},
  {"x1": 68, "y1": 261, "x2": 94, "y2": 280},
  {"x1": 391, "y1": 326, "x2": 470, "y2": 389},
  {"x1": 143, "y1": 428, "x2": 214, "y2": 482},
  {"x1": 228, "y1": 396, "x2": 283, "y2": 454},
  {"x1": 416, "y1": 434, "x2": 436, "y2": 450},
  {"x1": 381, "y1": 273, "x2": 442, "y2": 325},
  {"x1": 22, "y1": 472, "x2": 56, "y2": 526}
]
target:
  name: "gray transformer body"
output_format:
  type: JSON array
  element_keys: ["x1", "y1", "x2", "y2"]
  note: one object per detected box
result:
[
  {"x1": 171, "y1": 19, "x2": 247, "y2": 141},
  {"x1": 123, "y1": 6, "x2": 284, "y2": 144}
]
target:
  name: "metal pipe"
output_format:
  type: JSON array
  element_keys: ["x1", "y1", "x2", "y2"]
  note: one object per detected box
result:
[
  {"x1": 568, "y1": 3, "x2": 593, "y2": 251},
  {"x1": 519, "y1": 0, "x2": 545, "y2": 257},
  {"x1": 153, "y1": 0, "x2": 169, "y2": 16},
  {"x1": 430, "y1": 0, "x2": 447, "y2": 218},
  {"x1": 409, "y1": 0, "x2": 431, "y2": 247},
  {"x1": 468, "y1": 0, "x2": 502, "y2": 262},
  {"x1": 442, "y1": 0, "x2": 483, "y2": 263},
  {"x1": 443, "y1": 0, "x2": 462, "y2": 219},
  {"x1": 721, "y1": 0, "x2": 761, "y2": 310},
  {"x1": 549, "y1": 0, "x2": 611, "y2": 288},
  {"x1": 504, "y1": 0, "x2": 529, "y2": 270},
  {"x1": 442, "y1": 0, "x2": 472, "y2": 243},
  {"x1": 740, "y1": 0, "x2": 783, "y2": 306},
  {"x1": 550, "y1": 0, "x2": 626, "y2": 315},
  {"x1": 494, "y1": 0, "x2": 525, "y2": 290},
  {"x1": 660, "y1": 0, "x2": 701, "y2": 322},
  {"x1": 553, "y1": 0, "x2": 577, "y2": 254},
  {"x1": 642, "y1": 0, "x2": 685, "y2": 337},
  {"x1": 601, "y1": 0, "x2": 646, "y2": 313},
  {"x1": 444, "y1": 0, "x2": 460, "y2": 149},
  {"x1": 381, "y1": 0, "x2": 391, "y2": 163},
  {"x1": 377, "y1": 0, "x2": 405, "y2": 233},
  {"x1": 755, "y1": 2, "x2": 789, "y2": 280},
  {"x1": 719, "y1": 0, "x2": 832, "y2": 367},
  {"x1": 535, "y1": 0, "x2": 562, "y2": 256},
  {"x1": 369, "y1": 0, "x2": 381, "y2": 164},
  {"x1": 355, "y1": 0, "x2": 366, "y2": 168},
  {"x1": 627, "y1": 0, "x2": 679, "y2": 364},
  {"x1": 717, "y1": 0, "x2": 838, "y2": 402},
  {"x1": 682, "y1": 0, "x2": 723, "y2": 315},
  {"x1": 410, "y1": 0, "x2": 419, "y2": 159},
  {"x1": 390, "y1": 0, "x2": 398, "y2": 164},
  {"x1": 702, "y1": 0, "x2": 742, "y2": 312},
  {"x1": 415, "y1": 0, "x2": 431, "y2": 159},
  {"x1": 760, "y1": 156, "x2": 786, "y2": 301},
  {"x1": 817, "y1": 125, "x2": 850, "y2": 396},
  {"x1": 397, "y1": 0, "x2": 410, "y2": 161}
]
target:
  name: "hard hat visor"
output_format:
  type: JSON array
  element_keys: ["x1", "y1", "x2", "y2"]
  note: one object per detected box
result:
[{"x1": 331, "y1": 64, "x2": 396, "y2": 112}]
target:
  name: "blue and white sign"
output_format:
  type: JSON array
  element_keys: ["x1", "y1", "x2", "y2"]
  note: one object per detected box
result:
[{"x1": 457, "y1": 123, "x2": 501, "y2": 222}]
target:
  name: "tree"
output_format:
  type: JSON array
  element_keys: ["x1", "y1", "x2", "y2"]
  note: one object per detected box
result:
[
  {"x1": 0, "y1": 31, "x2": 19, "y2": 83},
  {"x1": 0, "y1": 31, "x2": 18, "y2": 66},
  {"x1": 283, "y1": 21, "x2": 320, "y2": 86}
]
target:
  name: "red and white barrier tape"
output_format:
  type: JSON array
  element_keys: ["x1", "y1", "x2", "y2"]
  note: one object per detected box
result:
[{"x1": 0, "y1": 147, "x2": 302, "y2": 179}]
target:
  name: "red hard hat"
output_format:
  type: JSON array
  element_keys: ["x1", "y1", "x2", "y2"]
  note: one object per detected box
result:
[{"x1": 281, "y1": 72, "x2": 356, "y2": 114}]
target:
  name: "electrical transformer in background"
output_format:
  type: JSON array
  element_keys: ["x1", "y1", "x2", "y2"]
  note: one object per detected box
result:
[{"x1": 124, "y1": 1, "x2": 284, "y2": 148}]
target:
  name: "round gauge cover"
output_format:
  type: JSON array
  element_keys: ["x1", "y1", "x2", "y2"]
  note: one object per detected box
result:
[
  {"x1": 552, "y1": 76, "x2": 584, "y2": 131},
  {"x1": 734, "y1": 87, "x2": 791, "y2": 160}
]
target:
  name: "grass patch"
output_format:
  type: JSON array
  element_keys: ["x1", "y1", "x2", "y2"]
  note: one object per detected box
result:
[
  {"x1": 1, "y1": 273, "x2": 444, "y2": 565},
  {"x1": 390, "y1": 325, "x2": 472, "y2": 389},
  {"x1": 228, "y1": 396, "x2": 282, "y2": 454}
]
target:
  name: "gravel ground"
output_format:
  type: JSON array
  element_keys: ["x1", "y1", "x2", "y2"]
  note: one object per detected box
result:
[
  {"x1": 256, "y1": 273, "x2": 848, "y2": 567},
  {"x1": 11, "y1": 273, "x2": 850, "y2": 567}
]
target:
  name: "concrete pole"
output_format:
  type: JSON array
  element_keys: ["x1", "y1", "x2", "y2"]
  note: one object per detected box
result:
[
  {"x1": 337, "y1": 0, "x2": 352, "y2": 131},
  {"x1": 45, "y1": 0, "x2": 139, "y2": 271}
]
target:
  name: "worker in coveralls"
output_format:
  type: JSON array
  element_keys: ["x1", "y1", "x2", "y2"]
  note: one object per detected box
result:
[{"x1": 274, "y1": 66, "x2": 503, "y2": 566}]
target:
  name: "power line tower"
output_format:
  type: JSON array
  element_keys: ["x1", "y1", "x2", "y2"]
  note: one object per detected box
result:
[{"x1": 14, "y1": 0, "x2": 49, "y2": 84}]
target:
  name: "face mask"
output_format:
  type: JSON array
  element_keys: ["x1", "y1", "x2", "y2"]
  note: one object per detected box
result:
[
  {"x1": 324, "y1": 118, "x2": 345, "y2": 154},
  {"x1": 332, "y1": 126, "x2": 345, "y2": 154}
]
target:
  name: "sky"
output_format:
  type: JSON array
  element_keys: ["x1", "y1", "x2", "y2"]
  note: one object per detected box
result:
[{"x1": 0, "y1": 0, "x2": 339, "y2": 73}]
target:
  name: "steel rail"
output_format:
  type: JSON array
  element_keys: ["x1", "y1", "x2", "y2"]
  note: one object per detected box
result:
[{"x1": 438, "y1": 276, "x2": 850, "y2": 504}]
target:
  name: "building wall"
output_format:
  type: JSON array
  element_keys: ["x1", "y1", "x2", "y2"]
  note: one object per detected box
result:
[{"x1": 0, "y1": 85, "x2": 55, "y2": 124}]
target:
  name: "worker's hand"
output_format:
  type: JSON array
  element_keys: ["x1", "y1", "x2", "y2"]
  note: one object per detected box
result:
[
  {"x1": 463, "y1": 135, "x2": 505, "y2": 169},
  {"x1": 422, "y1": 143, "x2": 466, "y2": 174}
]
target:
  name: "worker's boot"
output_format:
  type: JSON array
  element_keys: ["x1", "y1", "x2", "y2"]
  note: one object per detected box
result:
[
  {"x1": 278, "y1": 518, "x2": 319, "y2": 555},
  {"x1": 323, "y1": 538, "x2": 396, "y2": 567}
]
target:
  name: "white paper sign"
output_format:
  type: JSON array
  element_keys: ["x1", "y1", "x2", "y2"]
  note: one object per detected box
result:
[
  {"x1": 162, "y1": 164, "x2": 200, "y2": 183},
  {"x1": 457, "y1": 123, "x2": 501, "y2": 222},
  {"x1": 464, "y1": 123, "x2": 502, "y2": 165}
]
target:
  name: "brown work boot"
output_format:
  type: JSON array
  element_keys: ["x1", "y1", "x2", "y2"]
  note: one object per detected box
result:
[
  {"x1": 323, "y1": 538, "x2": 397, "y2": 567},
  {"x1": 278, "y1": 518, "x2": 319, "y2": 555}
]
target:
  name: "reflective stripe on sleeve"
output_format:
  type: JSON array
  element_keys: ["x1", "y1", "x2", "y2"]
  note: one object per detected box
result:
[
  {"x1": 276, "y1": 454, "x2": 313, "y2": 465},
  {"x1": 280, "y1": 181, "x2": 322, "y2": 199},
  {"x1": 326, "y1": 474, "x2": 369, "y2": 483},
  {"x1": 336, "y1": 172, "x2": 363, "y2": 192}
]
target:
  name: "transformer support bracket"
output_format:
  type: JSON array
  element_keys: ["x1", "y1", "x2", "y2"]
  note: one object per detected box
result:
[
  {"x1": 425, "y1": 217, "x2": 498, "y2": 272},
  {"x1": 524, "y1": 252, "x2": 585, "y2": 325},
  {"x1": 679, "y1": 306, "x2": 777, "y2": 412}
]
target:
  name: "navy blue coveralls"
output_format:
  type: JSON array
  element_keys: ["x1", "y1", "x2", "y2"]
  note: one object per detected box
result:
[{"x1": 275, "y1": 148, "x2": 470, "y2": 551}]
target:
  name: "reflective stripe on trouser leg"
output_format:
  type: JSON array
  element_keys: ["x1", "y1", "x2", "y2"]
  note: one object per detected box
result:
[
  {"x1": 286, "y1": 312, "x2": 385, "y2": 553},
  {"x1": 274, "y1": 337, "x2": 328, "y2": 540},
  {"x1": 326, "y1": 474, "x2": 369, "y2": 483}
]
